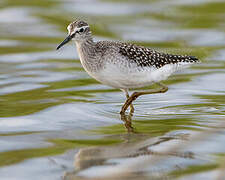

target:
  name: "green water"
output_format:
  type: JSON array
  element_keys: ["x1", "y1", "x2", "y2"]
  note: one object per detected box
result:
[{"x1": 0, "y1": 0, "x2": 225, "y2": 179}]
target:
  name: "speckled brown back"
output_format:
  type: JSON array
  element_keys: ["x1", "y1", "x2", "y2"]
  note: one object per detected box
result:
[{"x1": 118, "y1": 43, "x2": 199, "y2": 69}]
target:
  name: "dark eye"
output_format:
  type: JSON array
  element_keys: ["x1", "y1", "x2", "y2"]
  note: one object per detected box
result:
[{"x1": 79, "y1": 28, "x2": 84, "y2": 33}]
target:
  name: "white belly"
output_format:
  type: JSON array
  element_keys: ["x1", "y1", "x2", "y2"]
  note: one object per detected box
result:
[{"x1": 87, "y1": 62, "x2": 191, "y2": 89}]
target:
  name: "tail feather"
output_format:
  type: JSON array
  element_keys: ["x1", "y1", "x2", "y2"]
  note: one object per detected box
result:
[
  {"x1": 185, "y1": 55, "x2": 199, "y2": 63},
  {"x1": 165, "y1": 54, "x2": 200, "y2": 64},
  {"x1": 148, "y1": 51, "x2": 200, "y2": 69},
  {"x1": 151, "y1": 54, "x2": 199, "y2": 82}
]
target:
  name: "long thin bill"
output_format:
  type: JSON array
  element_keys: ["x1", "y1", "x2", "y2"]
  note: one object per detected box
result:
[{"x1": 56, "y1": 35, "x2": 72, "y2": 50}]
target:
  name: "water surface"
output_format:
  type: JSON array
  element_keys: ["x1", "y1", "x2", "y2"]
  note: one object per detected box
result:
[{"x1": 0, "y1": 0, "x2": 225, "y2": 179}]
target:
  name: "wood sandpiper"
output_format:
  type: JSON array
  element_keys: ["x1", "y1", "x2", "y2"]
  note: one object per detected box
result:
[{"x1": 57, "y1": 20, "x2": 199, "y2": 116}]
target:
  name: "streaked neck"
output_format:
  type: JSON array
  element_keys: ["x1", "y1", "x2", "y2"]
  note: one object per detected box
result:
[{"x1": 75, "y1": 38, "x2": 100, "y2": 72}]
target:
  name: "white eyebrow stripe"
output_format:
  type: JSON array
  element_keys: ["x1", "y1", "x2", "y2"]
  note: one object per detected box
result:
[
  {"x1": 69, "y1": 25, "x2": 90, "y2": 34},
  {"x1": 76, "y1": 25, "x2": 89, "y2": 30}
]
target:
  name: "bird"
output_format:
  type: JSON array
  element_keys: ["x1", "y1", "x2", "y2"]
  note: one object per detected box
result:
[{"x1": 56, "y1": 20, "x2": 199, "y2": 116}]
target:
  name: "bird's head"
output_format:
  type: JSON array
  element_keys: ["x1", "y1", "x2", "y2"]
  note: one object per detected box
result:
[{"x1": 57, "y1": 20, "x2": 91, "y2": 50}]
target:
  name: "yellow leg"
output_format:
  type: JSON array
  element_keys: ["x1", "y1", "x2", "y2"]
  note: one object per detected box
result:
[
  {"x1": 121, "y1": 89, "x2": 134, "y2": 114},
  {"x1": 120, "y1": 83, "x2": 168, "y2": 115}
]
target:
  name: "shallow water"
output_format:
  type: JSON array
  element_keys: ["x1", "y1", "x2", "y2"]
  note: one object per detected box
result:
[{"x1": 0, "y1": 0, "x2": 225, "y2": 179}]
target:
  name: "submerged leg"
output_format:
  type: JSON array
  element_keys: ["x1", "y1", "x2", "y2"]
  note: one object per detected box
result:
[
  {"x1": 120, "y1": 83, "x2": 168, "y2": 115},
  {"x1": 120, "y1": 89, "x2": 134, "y2": 132},
  {"x1": 120, "y1": 112, "x2": 134, "y2": 133}
]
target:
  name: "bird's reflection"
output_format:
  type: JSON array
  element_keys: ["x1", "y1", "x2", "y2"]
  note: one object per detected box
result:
[{"x1": 63, "y1": 133, "x2": 195, "y2": 180}]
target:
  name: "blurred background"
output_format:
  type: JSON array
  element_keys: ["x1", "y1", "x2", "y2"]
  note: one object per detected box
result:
[{"x1": 0, "y1": 0, "x2": 225, "y2": 179}]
